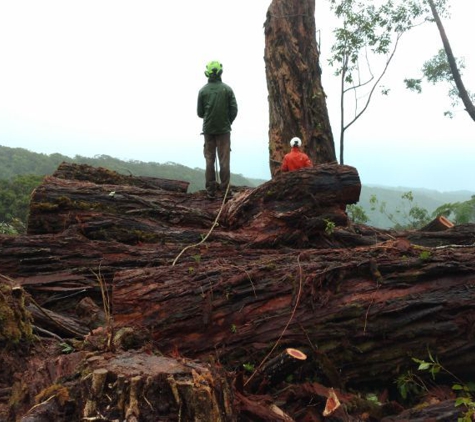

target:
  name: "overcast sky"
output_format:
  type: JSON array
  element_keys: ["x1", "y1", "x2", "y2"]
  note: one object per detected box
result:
[{"x1": 0, "y1": 1, "x2": 473, "y2": 192}]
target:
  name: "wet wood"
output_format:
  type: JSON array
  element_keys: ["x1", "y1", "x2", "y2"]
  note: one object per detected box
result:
[
  {"x1": 2, "y1": 162, "x2": 475, "y2": 421},
  {"x1": 27, "y1": 304, "x2": 90, "y2": 337},
  {"x1": 18, "y1": 351, "x2": 235, "y2": 422},
  {"x1": 53, "y1": 161, "x2": 190, "y2": 192},
  {"x1": 248, "y1": 348, "x2": 308, "y2": 393},
  {"x1": 223, "y1": 164, "x2": 361, "y2": 240},
  {"x1": 420, "y1": 215, "x2": 454, "y2": 232},
  {"x1": 112, "y1": 241, "x2": 475, "y2": 389},
  {"x1": 25, "y1": 161, "x2": 361, "y2": 249}
]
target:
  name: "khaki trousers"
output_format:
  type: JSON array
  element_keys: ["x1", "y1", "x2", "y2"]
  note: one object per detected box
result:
[{"x1": 203, "y1": 133, "x2": 231, "y2": 193}]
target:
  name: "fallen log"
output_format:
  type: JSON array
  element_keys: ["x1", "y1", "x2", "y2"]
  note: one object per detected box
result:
[
  {"x1": 53, "y1": 161, "x2": 190, "y2": 192},
  {"x1": 26, "y1": 304, "x2": 90, "y2": 338},
  {"x1": 222, "y1": 164, "x2": 361, "y2": 246},
  {"x1": 2, "y1": 161, "x2": 475, "y2": 421},
  {"x1": 112, "y1": 240, "x2": 475, "y2": 389},
  {"x1": 26, "y1": 161, "x2": 361, "y2": 248},
  {"x1": 26, "y1": 175, "x2": 216, "y2": 238},
  {"x1": 381, "y1": 399, "x2": 466, "y2": 421},
  {"x1": 407, "y1": 223, "x2": 475, "y2": 247}
]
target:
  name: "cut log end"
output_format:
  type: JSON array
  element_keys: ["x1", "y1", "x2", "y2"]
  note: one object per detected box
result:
[
  {"x1": 322, "y1": 388, "x2": 341, "y2": 417},
  {"x1": 285, "y1": 348, "x2": 307, "y2": 361},
  {"x1": 420, "y1": 215, "x2": 455, "y2": 232}
]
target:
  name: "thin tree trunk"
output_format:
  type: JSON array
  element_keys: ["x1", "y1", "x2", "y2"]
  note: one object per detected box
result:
[{"x1": 428, "y1": 0, "x2": 475, "y2": 121}]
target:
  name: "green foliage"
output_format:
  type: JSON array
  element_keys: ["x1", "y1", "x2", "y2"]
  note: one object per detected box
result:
[
  {"x1": 422, "y1": 49, "x2": 459, "y2": 85},
  {"x1": 401, "y1": 351, "x2": 475, "y2": 421},
  {"x1": 243, "y1": 363, "x2": 255, "y2": 373},
  {"x1": 433, "y1": 196, "x2": 475, "y2": 224},
  {"x1": 329, "y1": 0, "x2": 424, "y2": 75},
  {"x1": 405, "y1": 48, "x2": 474, "y2": 115},
  {"x1": 0, "y1": 145, "x2": 264, "y2": 233},
  {"x1": 356, "y1": 185, "x2": 474, "y2": 229},
  {"x1": 396, "y1": 370, "x2": 424, "y2": 400},
  {"x1": 418, "y1": 250, "x2": 431, "y2": 261},
  {"x1": 368, "y1": 190, "x2": 431, "y2": 230},
  {"x1": 0, "y1": 220, "x2": 23, "y2": 235},
  {"x1": 413, "y1": 350, "x2": 442, "y2": 380},
  {"x1": 327, "y1": 0, "x2": 453, "y2": 163},
  {"x1": 324, "y1": 219, "x2": 336, "y2": 235},
  {"x1": 346, "y1": 204, "x2": 369, "y2": 224},
  {"x1": 404, "y1": 78, "x2": 422, "y2": 93},
  {"x1": 59, "y1": 342, "x2": 74, "y2": 354},
  {"x1": 0, "y1": 175, "x2": 43, "y2": 234}
]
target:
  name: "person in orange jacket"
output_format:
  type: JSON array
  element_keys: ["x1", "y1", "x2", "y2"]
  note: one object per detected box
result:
[{"x1": 281, "y1": 137, "x2": 313, "y2": 172}]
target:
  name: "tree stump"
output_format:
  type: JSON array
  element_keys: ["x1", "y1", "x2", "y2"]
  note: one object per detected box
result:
[{"x1": 17, "y1": 351, "x2": 235, "y2": 422}]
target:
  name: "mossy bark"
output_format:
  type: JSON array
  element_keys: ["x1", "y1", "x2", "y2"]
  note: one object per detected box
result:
[{"x1": 0, "y1": 276, "x2": 33, "y2": 345}]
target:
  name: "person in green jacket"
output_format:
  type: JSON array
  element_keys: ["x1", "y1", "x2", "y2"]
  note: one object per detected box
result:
[{"x1": 197, "y1": 60, "x2": 238, "y2": 199}]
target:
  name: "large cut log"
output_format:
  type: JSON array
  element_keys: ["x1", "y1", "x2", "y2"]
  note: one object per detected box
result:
[
  {"x1": 112, "y1": 240, "x2": 475, "y2": 389},
  {"x1": 53, "y1": 161, "x2": 190, "y2": 192},
  {"x1": 26, "y1": 161, "x2": 361, "y2": 248},
  {"x1": 27, "y1": 176, "x2": 217, "y2": 239},
  {"x1": 222, "y1": 163, "x2": 361, "y2": 247},
  {"x1": 407, "y1": 223, "x2": 475, "y2": 247}
]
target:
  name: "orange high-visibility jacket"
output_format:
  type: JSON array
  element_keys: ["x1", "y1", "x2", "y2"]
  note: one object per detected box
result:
[{"x1": 281, "y1": 147, "x2": 313, "y2": 172}]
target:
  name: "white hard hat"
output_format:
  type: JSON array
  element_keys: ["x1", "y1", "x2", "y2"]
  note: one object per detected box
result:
[{"x1": 290, "y1": 137, "x2": 302, "y2": 148}]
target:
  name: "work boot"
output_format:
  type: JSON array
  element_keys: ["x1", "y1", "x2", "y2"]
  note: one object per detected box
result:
[{"x1": 206, "y1": 181, "x2": 217, "y2": 198}]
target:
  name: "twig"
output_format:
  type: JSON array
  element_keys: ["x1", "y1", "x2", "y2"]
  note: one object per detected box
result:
[
  {"x1": 244, "y1": 253, "x2": 304, "y2": 387},
  {"x1": 28, "y1": 295, "x2": 85, "y2": 338},
  {"x1": 33, "y1": 325, "x2": 64, "y2": 341},
  {"x1": 432, "y1": 242, "x2": 475, "y2": 250},
  {"x1": 172, "y1": 183, "x2": 231, "y2": 266}
]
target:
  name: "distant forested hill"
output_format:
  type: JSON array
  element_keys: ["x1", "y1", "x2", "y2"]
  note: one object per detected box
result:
[
  {"x1": 0, "y1": 145, "x2": 473, "y2": 229},
  {"x1": 0, "y1": 145, "x2": 265, "y2": 192},
  {"x1": 358, "y1": 185, "x2": 474, "y2": 228}
]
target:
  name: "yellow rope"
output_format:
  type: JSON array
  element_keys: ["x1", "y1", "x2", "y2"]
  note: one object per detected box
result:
[{"x1": 172, "y1": 183, "x2": 231, "y2": 266}]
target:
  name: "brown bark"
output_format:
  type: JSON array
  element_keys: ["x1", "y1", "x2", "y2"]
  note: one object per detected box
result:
[
  {"x1": 2, "y1": 162, "x2": 475, "y2": 421},
  {"x1": 264, "y1": 0, "x2": 336, "y2": 177},
  {"x1": 222, "y1": 163, "x2": 361, "y2": 247},
  {"x1": 112, "y1": 240, "x2": 475, "y2": 389},
  {"x1": 406, "y1": 223, "x2": 475, "y2": 247},
  {"x1": 27, "y1": 304, "x2": 90, "y2": 338},
  {"x1": 27, "y1": 174, "x2": 216, "y2": 240},
  {"x1": 53, "y1": 161, "x2": 190, "y2": 192},
  {"x1": 26, "y1": 162, "x2": 360, "y2": 248}
]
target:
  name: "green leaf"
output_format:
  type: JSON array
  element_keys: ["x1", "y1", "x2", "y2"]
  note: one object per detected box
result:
[
  {"x1": 455, "y1": 397, "x2": 470, "y2": 407},
  {"x1": 418, "y1": 362, "x2": 431, "y2": 370}
]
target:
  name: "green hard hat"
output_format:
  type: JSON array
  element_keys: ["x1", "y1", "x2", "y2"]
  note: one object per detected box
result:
[{"x1": 205, "y1": 61, "x2": 223, "y2": 77}]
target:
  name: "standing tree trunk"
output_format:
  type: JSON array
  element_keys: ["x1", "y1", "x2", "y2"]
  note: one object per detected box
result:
[{"x1": 264, "y1": 0, "x2": 336, "y2": 177}]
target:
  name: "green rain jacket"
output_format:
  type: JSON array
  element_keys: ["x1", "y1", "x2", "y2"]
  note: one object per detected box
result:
[{"x1": 197, "y1": 76, "x2": 238, "y2": 135}]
